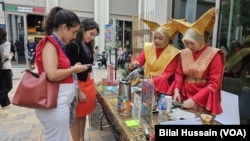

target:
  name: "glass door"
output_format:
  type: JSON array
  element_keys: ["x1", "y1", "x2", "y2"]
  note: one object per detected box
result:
[{"x1": 5, "y1": 13, "x2": 28, "y2": 66}]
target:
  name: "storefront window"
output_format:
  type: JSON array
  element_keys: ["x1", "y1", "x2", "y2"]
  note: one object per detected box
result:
[
  {"x1": 172, "y1": 0, "x2": 215, "y2": 49},
  {"x1": 110, "y1": 19, "x2": 132, "y2": 50},
  {"x1": 219, "y1": 0, "x2": 250, "y2": 77},
  {"x1": 218, "y1": 0, "x2": 250, "y2": 59},
  {"x1": 6, "y1": 14, "x2": 26, "y2": 64},
  {"x1": 27, "y1": 14, "x2": 44, "y2": 44},
  {"x1": 219, "y1": 2, "x2": 250, "y2": 123}
]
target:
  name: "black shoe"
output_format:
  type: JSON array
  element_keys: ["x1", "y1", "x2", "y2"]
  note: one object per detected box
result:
[{"x1": 0, "y1": 98, "x2": 11, "y2": 107}]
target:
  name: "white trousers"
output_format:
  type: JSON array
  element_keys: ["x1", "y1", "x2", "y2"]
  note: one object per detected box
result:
[{"x1": 35, "y1": 84, "x2": 76, "y2": 141}]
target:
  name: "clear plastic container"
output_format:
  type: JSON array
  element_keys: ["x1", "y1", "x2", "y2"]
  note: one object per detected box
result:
[{"x1": 158, "y1": 94, "x2": 167, "y2": 123}]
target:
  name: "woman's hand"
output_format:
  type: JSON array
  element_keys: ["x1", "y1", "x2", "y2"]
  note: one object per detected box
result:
[
  {"x1": 78, "y1": 91, "x2": 87, "y2": 103},
  {"x1": 72, "y1": 62, "x2": 89, "y2": 73},
  {"x1": 128, "y1": 61, "x2": 139, "y2": 70},
  {"x1": 181, "y1": 98, "x2": 195, "y2": 109},
  {"x1": 10, "y1": 52, "x2": 14, "y2": 57},
  {"x1": 173, "y1": 88, "x2": 181, "y2": 102}
]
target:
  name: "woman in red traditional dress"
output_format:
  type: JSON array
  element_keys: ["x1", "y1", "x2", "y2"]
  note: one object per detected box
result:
[
  {"x1": 168, "y1": 8, "x2": 226, "y2": 115},
  {"x1": 129, "y1": 19, "x2": 181, "y2": 96}
]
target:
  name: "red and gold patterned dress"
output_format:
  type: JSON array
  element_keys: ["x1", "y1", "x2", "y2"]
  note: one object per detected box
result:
[{"x1": 168, "y1": 44, "x2": 226, "y2": 115}]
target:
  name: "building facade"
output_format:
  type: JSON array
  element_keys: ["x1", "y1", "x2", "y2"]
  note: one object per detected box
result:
[
  {"x1": 2, "y1": 0, "x2": 137, "y2": 65},
  {"x1": 1, "y1": 0, "x2": 249, "y2": 68}
]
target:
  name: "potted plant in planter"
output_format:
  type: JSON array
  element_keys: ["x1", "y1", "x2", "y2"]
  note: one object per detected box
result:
[{"x1": 120, "y1": 62, "x2": 144, "y2": 86}]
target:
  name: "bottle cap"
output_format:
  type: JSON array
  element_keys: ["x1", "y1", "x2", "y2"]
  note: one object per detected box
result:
[{"x1": 160, "y1": 94, "x2": 165, "y2": 98}]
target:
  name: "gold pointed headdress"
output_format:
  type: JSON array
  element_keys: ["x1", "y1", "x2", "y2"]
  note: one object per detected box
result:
[
  {"x1": 170, "y1": 7, "x2": 216, "y2": 36},
  {"x1": 140, "y1": 18, "x2": 182, "y2": 41}
]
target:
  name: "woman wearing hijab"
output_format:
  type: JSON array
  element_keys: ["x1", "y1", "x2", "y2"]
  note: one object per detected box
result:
[
  {"x1": 168, "y1": 8, "x2": 226, "y2": 116},
  {"x1": 129, "y1": 19, "x2": 181, "y2": 96}
]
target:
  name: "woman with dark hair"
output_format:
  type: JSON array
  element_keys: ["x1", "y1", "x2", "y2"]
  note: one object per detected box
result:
[
  {"x1": 66, "y1": 18, "x2": 99, "y2": 141},
  {"x1": 0, "y1": 27, "x2": 13, "y2": 108},
  {"x1": 34, "y1": 7, "x2": 88, "y2": 141}
]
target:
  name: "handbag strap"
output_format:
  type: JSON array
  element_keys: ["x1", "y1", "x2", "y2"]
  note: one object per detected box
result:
[
  {"x1": 1, "y1": 58, "x2": 8, "y2": 68},
  {"x1": 70, "y1": 42, "x2": 79, "y2": 89},
  {"x1": 72, "y1": 73, "x2": 78, "y2": 88},
  {"x1": 3, "y1": 58, "x2": 8, "y2": 62}
]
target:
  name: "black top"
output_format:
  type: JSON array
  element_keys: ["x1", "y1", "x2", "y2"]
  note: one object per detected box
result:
[{"x1": 66, "y1": 41, "x2": 94, "y2": 82}]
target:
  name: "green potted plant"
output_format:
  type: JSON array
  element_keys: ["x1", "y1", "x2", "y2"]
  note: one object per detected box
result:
[{"x1": 120, "y1": 62, "x2": 131, "y2": 79}]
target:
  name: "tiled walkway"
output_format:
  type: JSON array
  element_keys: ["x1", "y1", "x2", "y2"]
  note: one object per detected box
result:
[{"x1": 0, "y1": 62, "x2": 119, "y2": 141}]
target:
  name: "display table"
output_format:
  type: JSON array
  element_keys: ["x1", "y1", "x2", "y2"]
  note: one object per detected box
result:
[
  {"x1": 96, "y1": 84, "x2": 221, "y2": 141},
  {"x1": 96, "y1": 85, "x2": 156, "y2": 141}
]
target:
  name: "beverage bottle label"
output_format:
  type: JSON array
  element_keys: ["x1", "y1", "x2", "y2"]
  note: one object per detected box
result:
[{"x1": 158, "y1": 94, "x2": 167, "y2": 123}]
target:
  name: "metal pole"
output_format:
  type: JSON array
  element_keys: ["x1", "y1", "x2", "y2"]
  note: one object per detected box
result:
[
  {"x1": 114, "y1": 48, "x2": 117, "y2": 80},
  {"x1": 109, "y1": 49, "x2": 111, "y2": 65},
  {"x1": 227, "y1": 0, "x2": 235, "y2": 49}
]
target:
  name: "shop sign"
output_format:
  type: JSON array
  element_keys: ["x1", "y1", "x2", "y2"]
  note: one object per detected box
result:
[
  {"x1": 5, "y1": 5, "x2": 45, "y2": 14},
  {"x1": 104, "y1": 24, "x2": 113, "y2": 50},
  {"x1": 33, "y1": 7, "x2": 45, "y2": 14},
  {"x1": 0, "y1": 11, "x2": 5, "y2": 24},
  {"x1": 18, "y1": 7, "x2": 33, "y2": 13}
]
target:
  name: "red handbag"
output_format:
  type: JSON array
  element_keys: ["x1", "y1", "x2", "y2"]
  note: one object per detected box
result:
[{"x1": 12, "y1": 69, "x2": 59, "y2": 109}]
